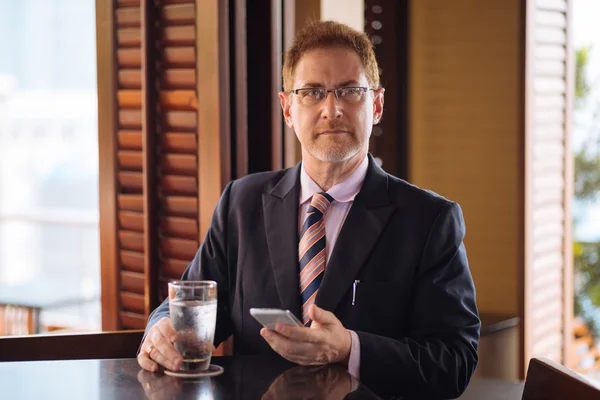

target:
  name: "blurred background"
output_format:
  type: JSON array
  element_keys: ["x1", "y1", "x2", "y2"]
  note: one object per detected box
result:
[{"x1": 0, "y1": 0, "x2": 100, "y2": 331}]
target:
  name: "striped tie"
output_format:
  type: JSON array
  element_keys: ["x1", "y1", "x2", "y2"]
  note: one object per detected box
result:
[{"x1": 299, "y1": 192, "x2": 334, "y2": 326}]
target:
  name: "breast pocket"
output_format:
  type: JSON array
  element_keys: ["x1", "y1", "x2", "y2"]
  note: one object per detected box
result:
[{"x1": 348, "y1": 281, "x2": 408, "y2": 337}]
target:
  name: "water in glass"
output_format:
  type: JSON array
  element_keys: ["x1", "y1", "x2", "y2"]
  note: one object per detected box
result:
[
  {"x1": 168, "y1": 281, "x2": 217, "y2": 372},
  {"x1": 170, "y1": 298, "x2": 217, "y2": 371}
]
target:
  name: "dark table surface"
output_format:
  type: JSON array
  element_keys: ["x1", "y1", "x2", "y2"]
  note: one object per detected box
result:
[{"x1": 0, "y1": 356, "x2": 524, "y2": 399}]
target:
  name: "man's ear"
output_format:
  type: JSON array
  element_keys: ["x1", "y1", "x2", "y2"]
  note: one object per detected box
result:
[
  {"x1": 373, "y1": 88, "x2": 385, "y2": 124},
  {"x1": 279, "y1": 92, "x2": 294, "y2": 128}
]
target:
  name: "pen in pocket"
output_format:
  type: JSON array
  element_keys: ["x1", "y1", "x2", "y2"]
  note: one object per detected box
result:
[{"x1": 352, "y1": 280, "x2": 360, "y2": 305}]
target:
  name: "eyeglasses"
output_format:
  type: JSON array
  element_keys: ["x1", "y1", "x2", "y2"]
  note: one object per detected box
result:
[{"x1": 289, "y1": 86, "x2": 374, "y2": 105}]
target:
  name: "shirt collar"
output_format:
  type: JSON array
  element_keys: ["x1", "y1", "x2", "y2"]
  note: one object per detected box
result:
[{"x1": 299, "y1": 156, "x2": 369, "y2": 205}]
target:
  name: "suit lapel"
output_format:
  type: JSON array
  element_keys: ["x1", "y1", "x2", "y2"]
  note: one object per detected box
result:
[
  {"x1": 316, "y1": 155, "x2": 396, "y2": 313},
  {"x1": 263, "y1": 164, "x2": 302, "y2": 319}
]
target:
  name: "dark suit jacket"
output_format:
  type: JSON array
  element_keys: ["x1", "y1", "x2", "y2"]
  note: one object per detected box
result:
[{"x1": 146, "y1": 154, "x2": 481, "y2": 399}]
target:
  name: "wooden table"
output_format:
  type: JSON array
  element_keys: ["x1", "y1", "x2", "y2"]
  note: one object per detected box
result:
[{"x1": 0, "y1": 356, "x2": 524, "y2": 399}]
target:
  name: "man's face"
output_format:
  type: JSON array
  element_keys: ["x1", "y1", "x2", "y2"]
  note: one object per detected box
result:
[{"x1": 279, "y1": 47, "x2": 384, "y2": 163}]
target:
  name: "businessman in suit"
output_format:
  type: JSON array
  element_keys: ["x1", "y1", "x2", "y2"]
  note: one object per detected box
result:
[{"x1": 138, "y1": 20, "x2": 480, "y2": 398}]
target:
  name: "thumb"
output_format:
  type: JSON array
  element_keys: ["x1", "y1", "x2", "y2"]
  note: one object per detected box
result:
[{"x1": 309, "y1": 304, "x2": 336, "y2": 325}]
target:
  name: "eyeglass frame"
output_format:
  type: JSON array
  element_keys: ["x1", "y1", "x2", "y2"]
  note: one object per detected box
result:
[{"x1": 287, "y1": 86, "x2": 377, "y2": 104}]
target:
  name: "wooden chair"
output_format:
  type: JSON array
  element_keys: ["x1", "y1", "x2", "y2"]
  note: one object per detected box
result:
[
  {"x1": 521, "y1": 357, "x2": 600, "y2": 400},
  {"x1": 0, "y1": 330, "x2": 144, "y2": 362},
  {"x1": 0, "y1": 304, "x2": 39, "y2": 336}
]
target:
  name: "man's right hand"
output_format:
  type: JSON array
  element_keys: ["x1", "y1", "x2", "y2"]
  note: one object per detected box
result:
[{"x1": 137, "y1": 317, "x2": 182, "y2": 372}]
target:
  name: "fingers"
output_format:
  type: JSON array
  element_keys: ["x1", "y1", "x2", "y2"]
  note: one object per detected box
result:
[
  {"x1": 156, "y1": 317, "x2": 178, "y2": 343},
  {"x1": 143, "y1": 318, "x2": 183, "y2": 371},
  {"x1": 308, "y1": 304, "x2": 336, "y2": 325},
  {"x1": 260, "y1": 308, "x2": 351, "y2": 366},
  {"x1": 137, "y1": 339, "x2": 159, "y2": 372},
  {"x1": 154, "y1": 318, "x2": 183, "y2": 368},
  {"x1": 148, "y1": 333, "x2": 182, "y2": 371},
  {"x1": 261, "y1": 328, "x2": 320, "y2": 365},
  {"x1": 273, "y1": 323, "x2": 321, "y2": 343}
]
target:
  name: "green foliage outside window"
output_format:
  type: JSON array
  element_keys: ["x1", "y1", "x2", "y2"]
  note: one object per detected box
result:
[{"x1": 574, "y1": 46, "x2": 600, "y2": 339}]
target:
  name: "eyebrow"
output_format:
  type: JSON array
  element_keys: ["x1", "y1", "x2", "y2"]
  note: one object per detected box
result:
[
  {"x1": 336, "y1": 80, "x2": 361, "y2": 87},
  {"x1": 300, "y1": 80, "x2": 362, "y2": 88}
]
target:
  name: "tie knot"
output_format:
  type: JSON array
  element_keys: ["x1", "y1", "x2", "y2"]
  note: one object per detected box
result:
[{"x1": 309, "y1": 192, "x2": 334, "y2": 215}]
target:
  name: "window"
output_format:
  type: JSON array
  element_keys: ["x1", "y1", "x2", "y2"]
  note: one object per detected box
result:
[
  {"x1": 572, "y1": 0, "x2": 600, "y2": 379},
  {"x1": 0, "y1": 0, "x2": 100, "y2": 332}
]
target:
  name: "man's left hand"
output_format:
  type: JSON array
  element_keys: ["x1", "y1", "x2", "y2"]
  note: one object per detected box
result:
[{"x1": 260, "y1": 304, "x2": 352, "y2": 366}]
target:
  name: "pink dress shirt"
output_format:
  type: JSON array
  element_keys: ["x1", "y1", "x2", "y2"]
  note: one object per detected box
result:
[{"x1": 298, "y1": 155, "x2": 369, "y2": 379}]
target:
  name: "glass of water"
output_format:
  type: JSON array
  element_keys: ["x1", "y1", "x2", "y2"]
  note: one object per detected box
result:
[{"x1": 168, "y1": 280, "x2": 217, "y2": 372}]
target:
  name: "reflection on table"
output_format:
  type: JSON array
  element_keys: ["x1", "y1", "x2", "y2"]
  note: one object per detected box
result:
[{"x1": 0, "y1": 355, "x2": 524, "y2": 399}]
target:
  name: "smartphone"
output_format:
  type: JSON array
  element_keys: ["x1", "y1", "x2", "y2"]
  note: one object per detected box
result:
[{"x1": 249, "y1": 308, "x2": 304, "y2": 330}]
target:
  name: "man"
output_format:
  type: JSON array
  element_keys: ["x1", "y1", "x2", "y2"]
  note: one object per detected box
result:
[{"x1": 138, "y1": 20, "x2": 480, "y2": 398}]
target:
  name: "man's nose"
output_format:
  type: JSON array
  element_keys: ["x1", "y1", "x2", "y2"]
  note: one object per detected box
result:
[{"x1": 321, "y1": 92, "x2": 343, "y2": 119}]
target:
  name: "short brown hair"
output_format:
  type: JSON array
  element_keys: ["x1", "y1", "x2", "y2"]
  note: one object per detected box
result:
[{"x1": 282, "y1": 20, "x2": 380, "y2": 92}]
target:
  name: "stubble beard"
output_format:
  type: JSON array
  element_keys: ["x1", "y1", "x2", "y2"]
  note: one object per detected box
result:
[
  {"x1": 305, "y1": 134, "x2": 363, "y2": 163},
  {"x1": 305, "y1": 120, "x2": 365, "y2": 163}
]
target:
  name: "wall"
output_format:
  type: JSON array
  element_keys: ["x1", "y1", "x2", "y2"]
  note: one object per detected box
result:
[
  {"x1": 321, "y1": 0, "x2": 364, "y2": 32},
  {"x1": 409, "y1": 0, "x2": 522, "y2": 317}
]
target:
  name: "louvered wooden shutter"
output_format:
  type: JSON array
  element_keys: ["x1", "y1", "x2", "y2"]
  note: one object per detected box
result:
[
  {"x1": 115, "y1": 0, "x2": 147, "y2": 330},
  {"x1": 98, "y1": 0, "x2": 230, "y2": 331},
  {"x1": 155, "y1": 1, "x2": 201, "y2": 306},
  {"x1": 523, "y1": 0, "x2": 574, "y2": 370}
]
